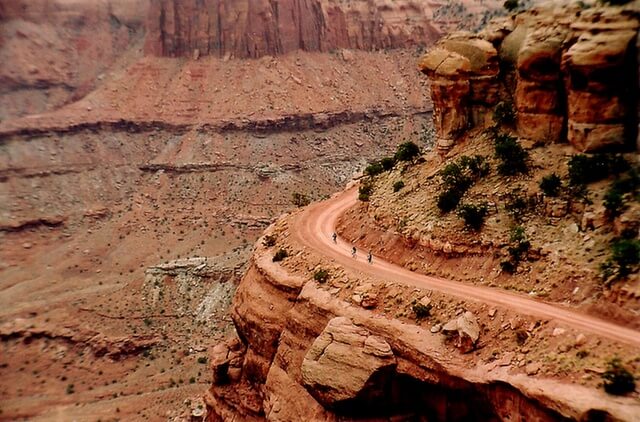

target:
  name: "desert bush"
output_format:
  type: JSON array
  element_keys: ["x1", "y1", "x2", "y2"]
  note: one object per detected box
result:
[
  {"x1": 437, "y1": 155, "x2": 489, "y2": 213},
  {"x1": 567, "y1": 154, "x2": 629, "y2": 187},
  {"x1": 393, "y1": 180, "x2": 405, "y2": 192},
  {"x1": 394, "y1": 141, "x2": 421, "y2": 162},
  {"x1": 272, "y1": 248, "x2": 289, "y2": 262},
  {"x1": 493, "y1": 101, "x2": 516, "y2": 125},
  {"x1": 262, "y1": 234, "x2": 277, "y2": 247},
  {"x1": 611, "y1": 238, "x2": 640, "y2": 277},
  {"x1": 457, "y1": 202, "x2": 489, "y2": 231},
  {"x1": 313, "y1": 269, "x2": 330, "y2": 283},
  {"x1": 501, "y1": 226, "x2": 530, "y2": 273},
  {"x1": 494, "y1": 133, "x2": 528, "y2": 175},
  {"x1": 365, "y1": 161, "x2": 384, "y2": 177},
  {"x1": 602, "y1": 358, "x2": 636, "y2": 395},
  {"x1": 291, "y1": 192, "x2": 310, "y2": 207},
  {"x1": 437, "y1": 188, "x2": 464, "y2": 213},
  {"x1": 358, "y1": 180, "x2": 374, "y2": 202},
  {"x1": 197, "y1": 356, "x2": 207, "y2": 364},
  {"x1": 412, "y1": 302, "x2": 432, "y2": 320},
  {"x1": 380, "y1": 157, "x2": 396, "y2": 171},
  {"x1": 603, "y1": 188, "x2": 624, "y2": 220},
  {"x1": 539, "y1": 173, "x2": 562, "y2": 197},
  {"x1": 504, "y1": 0, "x2": 519, "y2": 11},
  {"x1": 505, "y1": 190, "x2": 532, "y2": 222}
]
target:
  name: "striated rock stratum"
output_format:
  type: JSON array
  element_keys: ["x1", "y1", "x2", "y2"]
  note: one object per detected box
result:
[{"x1": 144, "y1": 0, "x2": 444, "y2": 58}]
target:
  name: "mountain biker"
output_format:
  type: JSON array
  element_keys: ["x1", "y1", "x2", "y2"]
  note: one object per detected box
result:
[
  {"x1": 367, "y1": 250, "x2": 372, "y2": 264},
  {"x1": 332, "y1": 232, "x2": 337, "y2": 243},
  {"x1": 351, "y1": 246, "x2": 357, "y2": 258}
]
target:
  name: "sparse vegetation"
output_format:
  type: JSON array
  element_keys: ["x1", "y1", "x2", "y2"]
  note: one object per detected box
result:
[
  {"x1": 493, "y1": 101, "x2": 516, "y2": 125},
  {"x1": 365, "y1": 161, "x2": 384, "y2": 177},
  {"x1": 501, "y1": 226, "x2": 531, "y2": 274},
  {"x1": 494, "y1": 133, "x2": 528, "y2": 175},
  {"x1": 394, "y1": 141, "x2": 421, "y2": 162},
  {"x1": 262, "y1": 234, "x2": 277, "y2": 247},
  {"x1": 602, "y1": 358, "x2": 636, "y2": 395},
  {"x1": 600, "y1": 238, "x2": 640, "y2": 283},
  {"x1": 503, "y1": 0, "x2": 519, "y2": 12},
  {"x1": 380, "y1": 157, "x2": 395, "y2": 171},
  {"x1": 272, "y1": 248, "x2": 289, "y2": 262},
  {"x1": 568, "y1": 154, "x2": 629, "y2": 187},
  {"x1": 393, "y1": 180, "x2": 405, "y2": 192},
  {"x1": 411, "y1": 301, "x2": 432, "y2": 320},
  {"x1": 313, "y1": 269, "x2": 330, "y2": 283},
  {"x1": 197, "y1": 356, "x2": 208, "y2": 364},
  {"x1": 66, "y1": 384, "x2": 75, "y2": 394},
  {"x1": 291, "y1": 192, "x2": 310, "y2": 207},
  {"x1": 505, "y1": 190, "x2": 533, "y2": 223},
  {"x1": 437, "y1": 155, "x2": 489, "y2": 213},
  {"x1": 539, "y1": 173, "x2": 562, "y2": 197},
  {"x1": 359, "y1": 180, "x2": 374, "y2": 202},
  {"x1": 457, "y1": 202, "x2": 489, "y2": 231}
]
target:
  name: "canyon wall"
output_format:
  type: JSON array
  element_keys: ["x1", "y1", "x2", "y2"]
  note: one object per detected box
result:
[{"x1": 144, "y1": 0, "x2": 442, "y2": 58}]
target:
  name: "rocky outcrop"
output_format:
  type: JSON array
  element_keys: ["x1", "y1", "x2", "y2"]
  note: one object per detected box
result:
[
  {"x1": 144, "y1": 0, "x2": 441, "y2": 58},
  {"x1": 419, "y1": 3, "x2": 640, "y2": 153},
  {"x1": 301, "y1": 317, "x2": 396, "y2": 408},
  {"x1": 418, "y1": 33, "x2": 499, "y2": 153},
  {"x1": 442, "y1": 311, "x2": 480, "y2": 353}
]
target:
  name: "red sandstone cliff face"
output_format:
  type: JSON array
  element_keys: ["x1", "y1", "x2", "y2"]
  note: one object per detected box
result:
[{"x1": 144, "y1": 0, "x2": 442, "y2": 58}]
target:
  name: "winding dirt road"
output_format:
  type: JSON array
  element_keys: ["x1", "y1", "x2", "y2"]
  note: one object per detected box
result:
[{"x1": 292, "y1": 186, "x2": 640, "y2": 347}]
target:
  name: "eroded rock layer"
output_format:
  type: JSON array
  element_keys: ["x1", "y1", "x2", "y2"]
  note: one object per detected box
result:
[{"x1": 144, "y1": 0, "x2": 442, "y2": 58}]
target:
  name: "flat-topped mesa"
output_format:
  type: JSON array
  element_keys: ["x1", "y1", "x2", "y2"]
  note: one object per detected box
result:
[
  {"x1": 144, "y1": 0, "x2": 442, "y2": 59},
  {"x1": 419, "y1": 3, "x2": 640, "y2": 153}
]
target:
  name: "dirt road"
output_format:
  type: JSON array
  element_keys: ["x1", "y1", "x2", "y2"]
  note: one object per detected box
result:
[{"x1": 292, "y1": 186, "x2": 640, "y2": 347}]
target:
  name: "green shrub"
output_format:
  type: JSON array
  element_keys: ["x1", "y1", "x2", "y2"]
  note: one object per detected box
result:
[
  {"x1": 503, "y1": 0, "x2": 519, "y2": 11},
  {"x1": 603, "y1": 187, "x2": 624, "y2": 220},
  {"x1": 66, "y1": 384, "x2": 75, "y2": 394},
  {"x1": 611, "y1": 239, "x2": 640, "y2": 277},
  {"x1": 494, "y1": 133, "x2": 528, "y2": 175},
  {"x1": 273, "y1": 248, "x2": 289, "y2": 262},
  {"x1": 380, "y1": 157, "x2": 396, "y2": 171},
  {"x1": 393, "y1": 180, "x2": 405, "y2": 192},
  {"x1": 505, "y1": 190, "x2": 532, "y2": 222},
  {"x1": 291, "y1": 192, "x2": 310, "y2": 207},
  {"x1": 313, "y1": 269, "x2": 330, "y2": 283},
  {"x1": 493, "y1": 101, "x2": 516, "y2": 125},
  {"x1": 197, "y1": 356, "x2": 207, "y2": 364},
  {"x1": 457, "y1": 202, "x2": 489, "y2": 231},
  {"x1": 262, "y1": 234, "x2": 277, "y2": 247},
  {"x1": 365, "y1": 161, "x2": 384, "y2": 177},
  {"x1": 394, "y1": 141, "x2": 421, "y2": 162},
  {"x1": 412, "y1": 302, "x2": 432, "y2": 320},
  {"x1": 567, "y1": 154, "x2": 629, "y2": 187},
  {"x1": 502, "y1": 226, "x2": 530, "y2": 273},
  {"x1": 436, "y1": 155, "x2": 490, "y2": 214},
  {"x1": 539, "y1": 174, "x2": 562, "y2": 197},
  {"x1": 602, "y1": 358, "x2": 636, "y2": 395},
  {"x1": 459, "y1": 155, "x2": 490, "y2": 178},
  {"x1": 437, "y1": 188, "x2": 463, "y2": 213},
  {"x1": 358, "y1": 180, "x2": 374, "y2": 202}
]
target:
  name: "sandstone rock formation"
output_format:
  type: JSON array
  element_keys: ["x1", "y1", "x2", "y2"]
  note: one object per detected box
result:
[
  {"x1": 442, "y1": 311, "x2": 480, "y2": 353},
  {"x1": 301, "y1": 316, "x2": 396, "y2": 408},
  {"x1": 419, "y1": 3, "x2": 640, "y2": 153},
  {"x1": 144, "y1": 0, "x2": 441, "y2": 58}
]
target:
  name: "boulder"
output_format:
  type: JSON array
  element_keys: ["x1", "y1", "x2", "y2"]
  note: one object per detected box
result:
[
  {"x1": 442, "y1": 311, "x2": 480, "y2": 353},
  {"x1": 301, "y1": 317, "x2": 396, "y2": 406}
]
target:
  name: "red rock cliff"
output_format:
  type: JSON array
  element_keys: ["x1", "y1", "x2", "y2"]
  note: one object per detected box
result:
[{"x1": 144, "y1": 0, "x2": 441, "y2": 58}]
